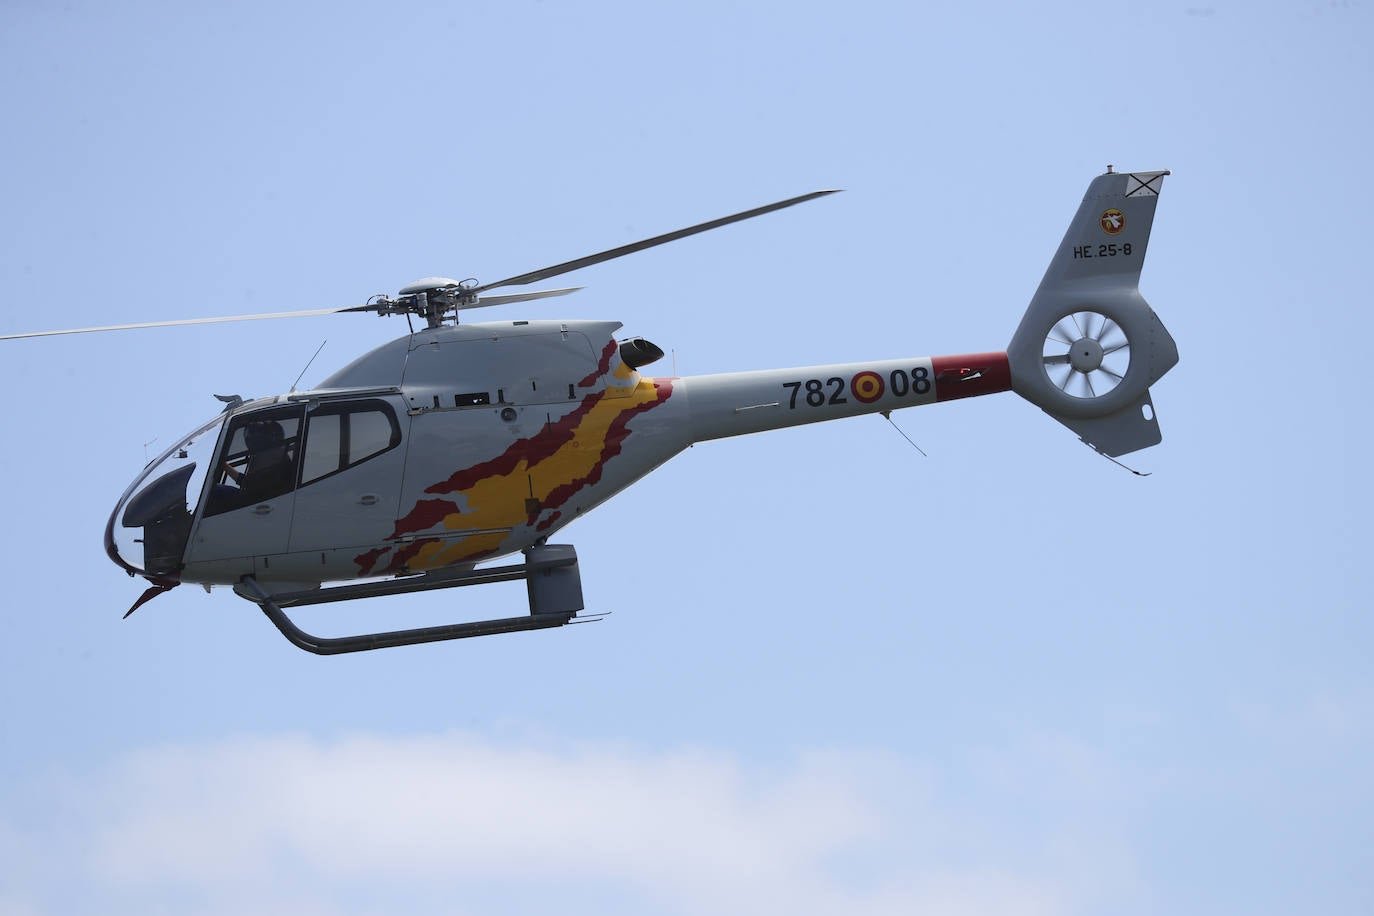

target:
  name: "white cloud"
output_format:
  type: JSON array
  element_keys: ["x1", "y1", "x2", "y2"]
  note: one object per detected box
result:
[{"x1": 4, "y1": 733, "x2": 1127, "y2": 916}]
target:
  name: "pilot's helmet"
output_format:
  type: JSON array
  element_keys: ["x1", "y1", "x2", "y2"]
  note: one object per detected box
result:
[{"x1": 244, "y1": 420, "x2": 285, "y2": 449}]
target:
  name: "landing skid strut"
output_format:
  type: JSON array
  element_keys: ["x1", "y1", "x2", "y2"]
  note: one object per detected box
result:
[{"x1": 237, "y1": 544, "x2": 592, "y2": 655}]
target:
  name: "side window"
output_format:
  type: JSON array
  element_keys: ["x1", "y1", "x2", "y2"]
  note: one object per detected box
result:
[
  {"x1": 301, "y1": 413, "x2": 342, "y2": 484},
  {"x1": 349, "y1": 409, "x2": 394, "y2": 464},
  {"x1": 203, "y1": 407, "x2": 304, "y2": 516},
  {"x1": 300, "y1": 400, "x2": 401, "y2": 486}
]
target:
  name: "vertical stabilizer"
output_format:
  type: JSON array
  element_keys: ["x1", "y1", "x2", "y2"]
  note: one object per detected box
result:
[{"x1": 1007, "y1": 169, "x2": 1178, "y2": 457}]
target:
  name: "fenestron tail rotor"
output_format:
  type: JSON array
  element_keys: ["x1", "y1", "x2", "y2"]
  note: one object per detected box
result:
[
  {"x1": 1, "y1": 190, "x2": 839, "y2": 341},
  {"x1": 1040, "y1": 310, "x2": 1132, "y2": 399},
  {"x1": 1007, "y1": 167, "x2": 1179, "y2": 457}
]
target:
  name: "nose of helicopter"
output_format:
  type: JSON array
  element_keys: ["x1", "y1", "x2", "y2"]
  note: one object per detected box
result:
[
  {"x1": 105, "y1": 502, "x2": 144, "y2": 578},
  {"x1": 106, "y1": 462, "x2": 197, "y2": 581},
  {"x1": 106, "y1": 413, "x2": 228, "y2": 581},
  {"x1": 106, "y1": 461, "x2": 199, "y2": 585}
]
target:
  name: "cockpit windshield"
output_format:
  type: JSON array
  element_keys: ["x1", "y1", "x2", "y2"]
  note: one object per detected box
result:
[{"x1": 106, "y1": 414, "x2": 227, "y2": 579}]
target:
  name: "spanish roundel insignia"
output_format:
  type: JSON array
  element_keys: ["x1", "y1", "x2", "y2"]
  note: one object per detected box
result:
[
  {"x1": 1100, "y1": 208, "x2": 1125, "y2": 235},
  {"x1": 851, "y1": 370, "x2": 884, "y2": 403}
]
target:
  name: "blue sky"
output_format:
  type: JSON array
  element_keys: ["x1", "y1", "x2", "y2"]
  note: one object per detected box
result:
[{"x1": 1, "y1": 1, "x2": 1370, "y2": 913}]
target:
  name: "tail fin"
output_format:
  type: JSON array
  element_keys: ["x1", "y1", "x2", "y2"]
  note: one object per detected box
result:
[{"x1": 1007, "y1": 168, "x2": 1179, "y2": 457}]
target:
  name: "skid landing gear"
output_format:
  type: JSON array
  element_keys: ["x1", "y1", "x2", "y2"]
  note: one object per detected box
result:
[{"x1": 237, "y1": 544, "x2": 593, "y2": 655}]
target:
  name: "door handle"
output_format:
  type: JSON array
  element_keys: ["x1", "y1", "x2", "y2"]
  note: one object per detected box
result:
[
  {"x1": 253, "y1": 504, "x2": 273, "y2": 516},
  {"x1": 358, "y1": 494, "x2": 380, "y2": 506}
]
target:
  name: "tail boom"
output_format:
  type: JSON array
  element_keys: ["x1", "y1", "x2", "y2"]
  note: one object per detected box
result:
[
  {"x1": 680, "y1": 352, "x2": 1010, "y2": 443},
  {"x1": 679, "y1": 170, "x2": 1177, "y2": 458}
]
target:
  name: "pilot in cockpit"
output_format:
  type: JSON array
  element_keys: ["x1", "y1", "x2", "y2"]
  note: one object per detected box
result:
[{"x1": 222, "y1": 420, "x2": 293, "y2": 502}]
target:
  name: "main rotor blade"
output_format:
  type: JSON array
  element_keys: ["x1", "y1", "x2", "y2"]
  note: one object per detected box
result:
[
  {"x1": 470, "y1": 189, "x2": 841, "y2": 294},
  {"x1": 0, "y1": 306, "x2": 364, "y2": 341},
  {"x1": 460, "y1": 287, "x2": 582, "y2": 310}
]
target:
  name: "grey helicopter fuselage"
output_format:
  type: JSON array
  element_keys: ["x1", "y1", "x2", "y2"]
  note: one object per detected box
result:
[
  {"x1": 107, "y1": 316, "x2": 1013, "y2": 592},
  {"x1": 106, "y1": 167, "x2": 1178, "y2": 630}
]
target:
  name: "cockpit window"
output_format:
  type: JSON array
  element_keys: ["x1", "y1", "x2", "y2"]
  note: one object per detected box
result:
[
  {"x1": 203, "y1": 407, "x2": 304, "y2": 516},
  {"x1": 106, "y1": 413, "x2": 227, "y2": 578},
  {"x1": 299, "y1": 399, "x2": 401, "y2": 486}
]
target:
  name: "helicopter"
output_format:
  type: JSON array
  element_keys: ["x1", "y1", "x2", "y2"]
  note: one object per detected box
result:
[{"x1": 3, "y1": 168, "x2": 1178, "y2": 655}]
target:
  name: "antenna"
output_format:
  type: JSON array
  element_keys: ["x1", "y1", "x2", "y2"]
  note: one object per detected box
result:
[
  {"x1": 290, "y1": 340, "x2": 327, "y2": 393},
  {"x1": 880, "y1": 411, "x2": 927, "y2": 457},
  {"x1": 1083, "y1": 440, "x2": 1151, "y2": 476}
]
